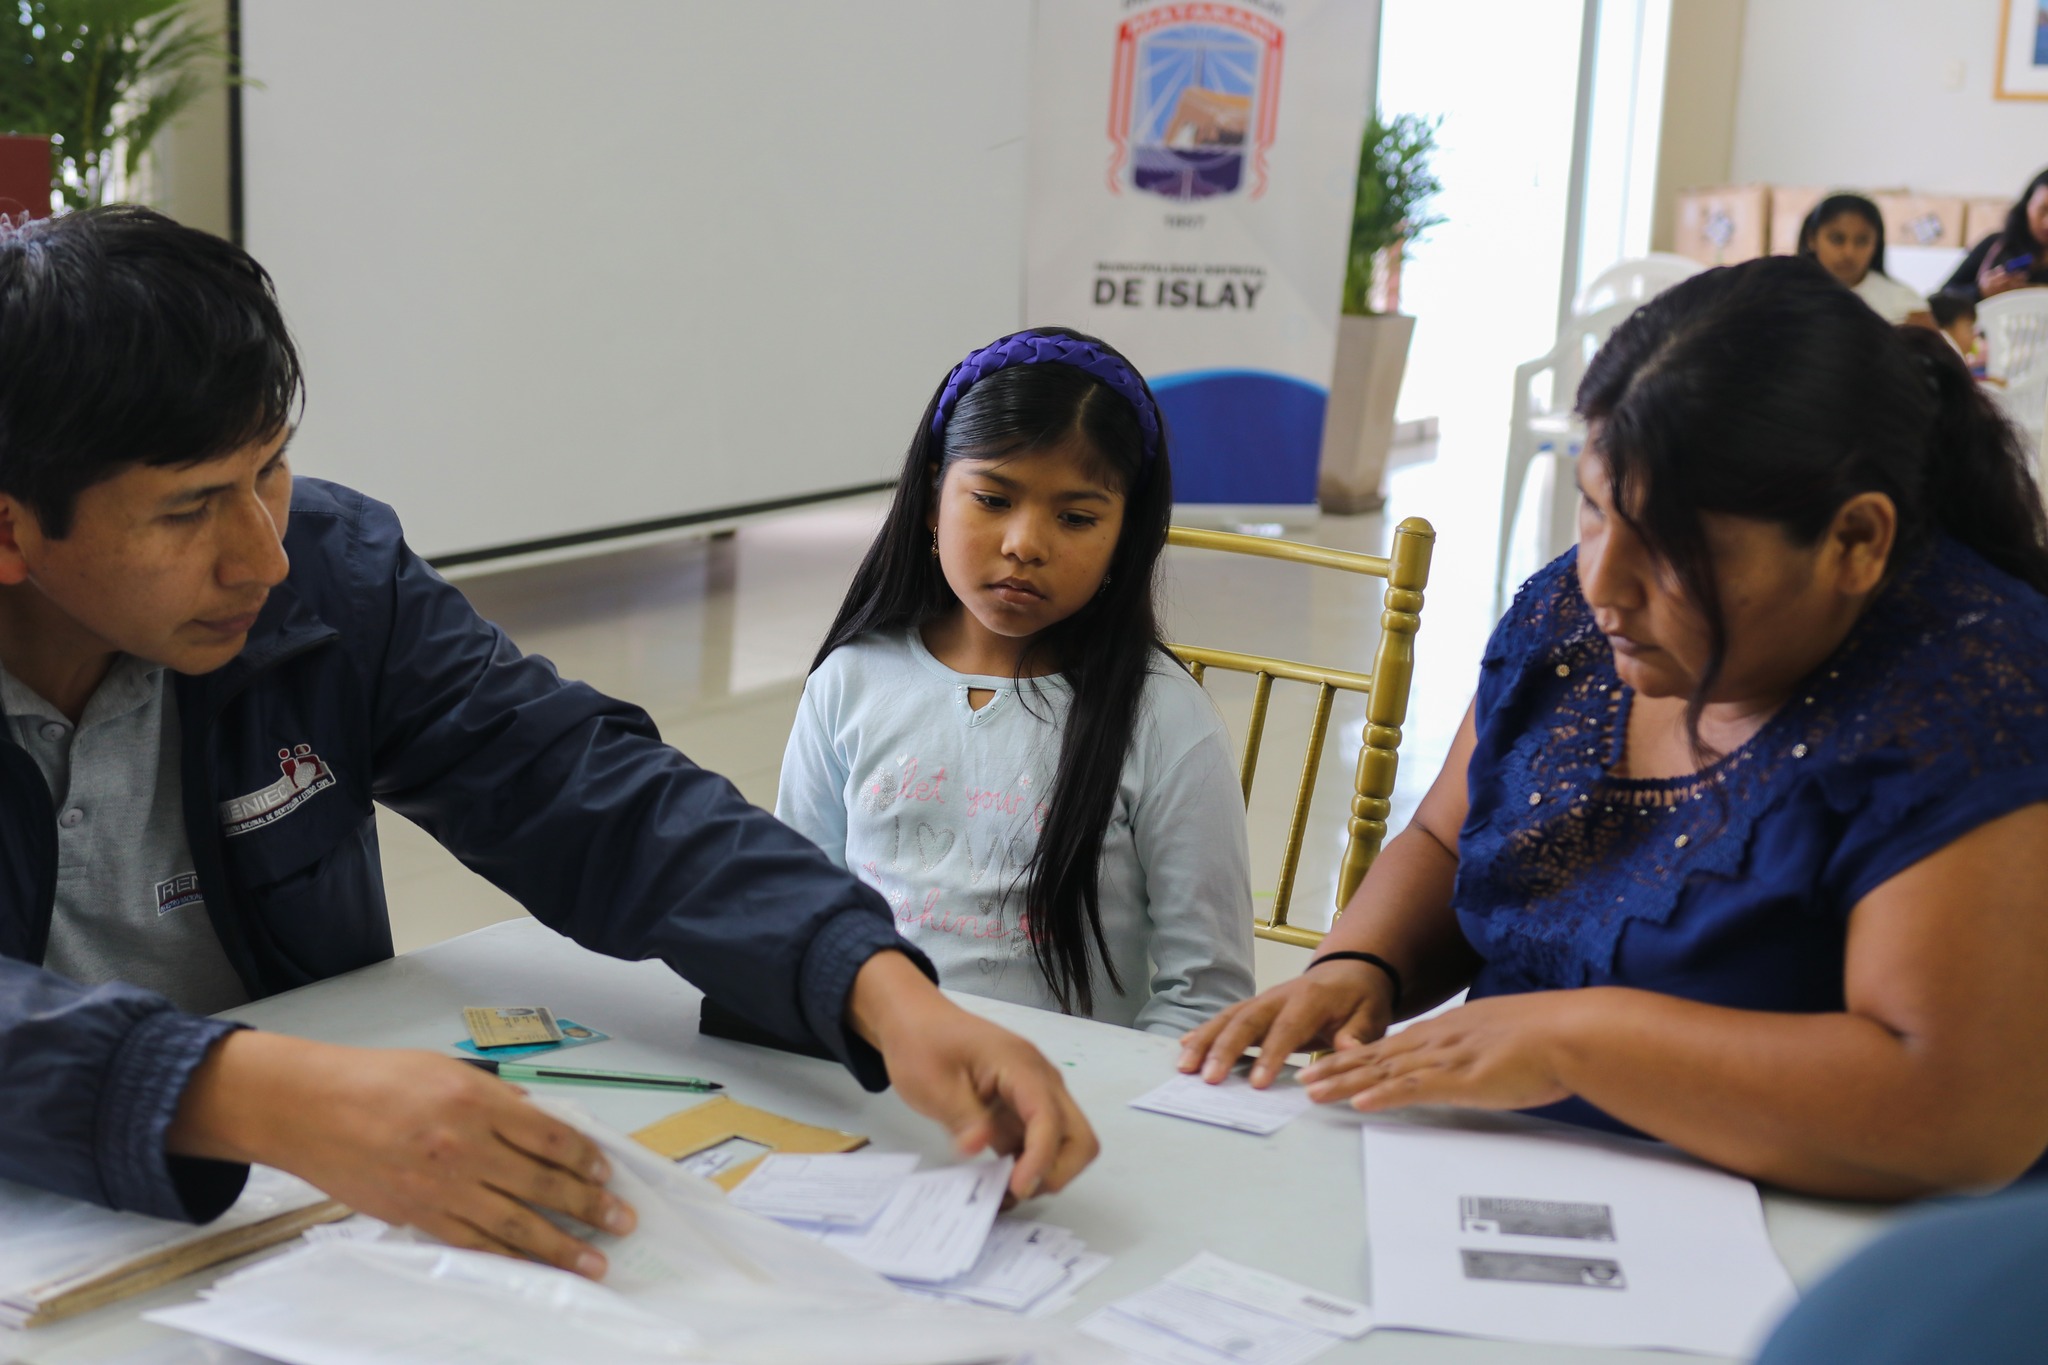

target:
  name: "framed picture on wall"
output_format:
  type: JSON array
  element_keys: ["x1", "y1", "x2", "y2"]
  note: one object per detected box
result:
[{"x1": 1997, "y1": 0, "x2": 2048, "y2": 100}]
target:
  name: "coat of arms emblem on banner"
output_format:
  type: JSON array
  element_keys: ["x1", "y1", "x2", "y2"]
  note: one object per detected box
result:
[{"x1": 1107, "y1": 4, "x2": 1283, "y2": 201}]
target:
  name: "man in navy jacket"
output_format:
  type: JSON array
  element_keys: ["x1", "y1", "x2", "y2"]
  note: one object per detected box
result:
[{"x1": 0, "y1": 207, "x2": 1096, "y2": 1279}]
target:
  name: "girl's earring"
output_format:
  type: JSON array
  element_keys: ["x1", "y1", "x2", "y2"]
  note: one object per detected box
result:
[
  {"x1": 1097, "y1": 572, "x2": 1113, "y2": 598},
  {"x1": 930, "y1": 528, "x2": 939, "y2": 559}
]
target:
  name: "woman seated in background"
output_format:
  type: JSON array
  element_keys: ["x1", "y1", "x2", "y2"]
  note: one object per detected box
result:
[
  {"x1": 1944, "y1": 167, "x2": 2048, "y2": 301},
  {"x1": 778, "y1": 327, "x2": 1255, "y2": 1037},
  {"x1": 1182, "y1": 256, "x2": 2048, "y2": 1200},
  {"x1": 1798, "y1": 192, "x2": 1928, "y2": 325}
]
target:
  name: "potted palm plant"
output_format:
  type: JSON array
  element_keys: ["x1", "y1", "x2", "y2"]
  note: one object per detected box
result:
[
  {"x1": 0, "y1": 0, "x2": 231, "y2": 213},
  {"x1": 1318, "y1": 112, "x2": 1443, "y2": 514}
]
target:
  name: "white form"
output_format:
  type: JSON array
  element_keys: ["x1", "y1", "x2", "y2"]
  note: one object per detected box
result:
[
  {"x1": 819, "y1": 1157, "x2": 1013, "y2": 1282},
  {"x1": 1363, "y1": 1119, "x2": 1798, "y2": 1357},
  {"x1": 1081, "y1": 1281, "x2": 1343, "y2": 1365},
  {"x1": 1168, "y1": 1253, "x2": 1372, "y2": 1338},
  {"x1": 727, "y1": 1151, "x2": 920, "y2": 1226},
  {"x1": 1129, "y1": 1072, "x2": 1314, "y2": 1136}
]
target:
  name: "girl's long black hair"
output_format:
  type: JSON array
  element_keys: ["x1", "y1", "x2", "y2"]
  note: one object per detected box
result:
[
  {"x1": 1797, "y1": 192, "x2": 1888, "y2": 278},
  {"x1": 1995, "y1": 166, "x2": 2048, "y2": 266},
  {"x1": 1576, "y1": 255, "x2": 2048, "y2": 752},
  {"x1": 812, "y1": 326, "x2": 1175, "y2": 1015}
]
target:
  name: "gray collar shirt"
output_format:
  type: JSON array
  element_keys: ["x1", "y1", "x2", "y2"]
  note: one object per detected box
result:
[{"x1": 0, "y1": 655, "x2": 250, "y2": 1015}]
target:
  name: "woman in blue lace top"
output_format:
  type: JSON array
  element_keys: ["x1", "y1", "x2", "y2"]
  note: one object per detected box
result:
[{"x1": 1182, "y1": 257, "x2": 2048, "y2": 1198}]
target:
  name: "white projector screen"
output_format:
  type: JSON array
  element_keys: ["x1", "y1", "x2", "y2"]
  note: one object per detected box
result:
[{"x1": 240, "y1": 1, "x2": 1029, "y2": 560}]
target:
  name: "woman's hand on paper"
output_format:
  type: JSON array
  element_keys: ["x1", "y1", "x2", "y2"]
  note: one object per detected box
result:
[
  {"x1": 168, "y1": 1032, "x2": 636, "y2": 1279},
  {"x1": 1298, "y1": 992, "x2": 1582, "y2": 1113},
  {"x1": 847, "y1": 950, "x2": 1098, "y2": 1202},
  {"x1": 1176, "y1": 960, "x2": 1396, "y2": 1089}
]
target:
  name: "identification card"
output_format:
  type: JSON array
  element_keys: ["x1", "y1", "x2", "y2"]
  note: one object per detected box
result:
[{"x1": 462, "y1": 1006, "x2": 563, "y2": 1050}]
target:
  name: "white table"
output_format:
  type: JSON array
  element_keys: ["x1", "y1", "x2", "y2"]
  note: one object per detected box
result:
[{"x1": 9, "y1": 918, "x2": 1899, "y2": 1364}]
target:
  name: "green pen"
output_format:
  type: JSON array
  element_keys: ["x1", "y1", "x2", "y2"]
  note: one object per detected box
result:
[{"x1": 460, "y1": 1057, "x2": 723, "y2": 1092}]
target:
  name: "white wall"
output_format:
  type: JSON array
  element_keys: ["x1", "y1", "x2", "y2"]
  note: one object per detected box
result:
[
  {"x1": 150, "y1": 0, "x2": 231, "y2": 240},
  {"x1": 241, "y1": 1, "x2": 1030, "y2": 560},
  {"x1": 1651, "y1": 0, "x2": 1745, "y2": 251},
  {"x1": 1730, "y1": 0, "x2": 2048, "y2": 200}
]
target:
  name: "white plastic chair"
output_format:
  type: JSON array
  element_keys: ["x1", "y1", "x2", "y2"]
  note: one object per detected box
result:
[
  {"x1": 1978, "y1": 289, "x2": 2048, "y2": 461},
  {"x1": 1573, "y1": 253, "x2": 1703, "y2": 316},
  {"x1": 1495, "y1": 300, "x2": 1637, "y2": 616}
]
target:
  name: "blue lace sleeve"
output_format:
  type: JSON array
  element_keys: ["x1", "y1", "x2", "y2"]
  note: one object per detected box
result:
[
  {"x1": 1815, "y1": 549, "x2": 2048, "y2": 908},
  {"x1": 1476, "y1": 550, "x2": 1588, "y2": 725}
]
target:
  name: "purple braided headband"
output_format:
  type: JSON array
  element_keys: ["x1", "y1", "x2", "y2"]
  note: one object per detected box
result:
[{"x1": 931, "y1": 331, "x2": 1162, "y2": 467}]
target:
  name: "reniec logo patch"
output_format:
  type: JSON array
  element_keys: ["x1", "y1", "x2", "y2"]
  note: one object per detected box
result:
[
  {"x1": 154, "y1": 871, "x2": 203, "y2": 916},
  {"x1": 220, "y1": 744, "x2": 336, "y2": 838}
]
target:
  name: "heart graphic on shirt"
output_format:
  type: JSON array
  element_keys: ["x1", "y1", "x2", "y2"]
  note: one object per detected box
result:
[
  {"x1": 914, "y1": 822, "x2": 956, "y2": 872},
  {"x1": 976, "y1": 956, "x2": 1003, "y2": 978}
]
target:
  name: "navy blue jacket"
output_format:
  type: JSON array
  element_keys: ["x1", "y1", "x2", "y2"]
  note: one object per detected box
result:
[{"x1": 0, "y1": 479, "x2": 923, "y2": 1221}]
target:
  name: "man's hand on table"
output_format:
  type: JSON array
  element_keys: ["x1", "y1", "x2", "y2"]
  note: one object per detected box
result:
[
  {"x1": 846, "y1": 949, "x2": 1099, "y2": 1202},
  {"x1": 167, "y1": 1031, "x2": 635, "y2": 1278}
]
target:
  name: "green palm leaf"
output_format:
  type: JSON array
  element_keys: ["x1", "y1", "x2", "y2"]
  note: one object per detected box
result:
[{"x1": 1, "y1": 0, "x2": 234, "y2": 212}]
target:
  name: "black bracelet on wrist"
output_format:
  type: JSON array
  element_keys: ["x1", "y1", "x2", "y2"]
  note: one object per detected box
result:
[{"x1": 1306, "y1": 950, "x2": 1403, "y2": 1011}]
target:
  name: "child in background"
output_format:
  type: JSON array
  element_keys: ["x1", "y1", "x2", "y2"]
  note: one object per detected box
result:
[
  {"x1": 1798, "y1": 193, "x2": 1930, "y2": 326},
  {"x1": 1929, "y1": 291, "x2": 1985, "y2": 375},
  {"x1": 777, "y1": 327, "x2": 1255, "y2": 1035}
]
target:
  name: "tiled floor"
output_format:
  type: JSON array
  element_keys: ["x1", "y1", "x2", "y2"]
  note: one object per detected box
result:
[{"x1": 384, "y1": 434, "x2": 1518, "y2": 996}]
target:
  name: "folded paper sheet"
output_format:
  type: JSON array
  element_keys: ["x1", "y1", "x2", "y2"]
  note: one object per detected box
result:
[
  {"x1": 1129, "y1": 1073, "x2": 1312, "y2": 1136},
  {"x1": 1363, "y1": 1120, "x2": 1798, "y2": 1357},
  {"x1": 149, "y1": 1102, "x2": 1114, "y2": 1365}
]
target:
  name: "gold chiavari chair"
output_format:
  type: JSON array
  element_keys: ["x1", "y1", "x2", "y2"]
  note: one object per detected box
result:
[{"x1": 1165, "y1": 517, "x2": 1435, "y2": 949}]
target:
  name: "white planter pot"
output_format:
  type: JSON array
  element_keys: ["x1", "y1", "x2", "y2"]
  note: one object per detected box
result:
[{"x1": 1317, "y1": 312, "x2": 1416, "y2": 514}]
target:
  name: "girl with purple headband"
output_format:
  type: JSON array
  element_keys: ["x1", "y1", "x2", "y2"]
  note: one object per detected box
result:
[{"x1": 777, "y1": 327, "x2": 1255, "y2": 1032}]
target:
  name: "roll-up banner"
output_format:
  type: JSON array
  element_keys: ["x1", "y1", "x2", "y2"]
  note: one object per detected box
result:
[{"x1": 1026, "y1": 0, "x2": 1375, "y2": 515}]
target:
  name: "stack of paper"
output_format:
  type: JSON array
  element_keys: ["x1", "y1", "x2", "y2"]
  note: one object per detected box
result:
[
  {"x1": 1362, "y1": 1120, "x2": 1798, "y2": 1357},
  {"x1": 0, "y1": 1166, "x2": 345, "y2": 1328},
  {"x1": 1080, "y1": 1254, "x2": 1372, "y2": 1364},
  {"x1": 909, "y1": 1219, "x2": 1111, "y2": 1317},
  {"x1": 730, "y1": 1150, "x2": 1107, "y2": 1313},
  {"x1": 149, "y1": 1102, "x2": 1108, "y2": 1365}
]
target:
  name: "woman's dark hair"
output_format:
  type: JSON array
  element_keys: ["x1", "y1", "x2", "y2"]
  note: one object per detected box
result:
[
  {"x1": 813, "y1": 327, "x2": 1174, "y2": 1015},
  {"x1": 1996, "y1": 166, "x2": 2048, "y2": 265},
  {"x1": 1797, "y1": 193, "x2": 1888, "y2": 278},
  {"x1": 0, "y1": 205, "x2": 302, "y2": 537},
  {"x1": 1577, "y1": 255, "x2": 2048, "y2": 745}
]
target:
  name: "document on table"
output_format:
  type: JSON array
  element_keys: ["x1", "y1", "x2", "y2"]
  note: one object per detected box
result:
[
  {"x1": 148, "y1": 1104, "x2": 1089, "y2": 1365},
  {"x1": 1080, "y1": 1255, "x2": 1368, "y2": 1365},
  {"x1": 1129, "y1": 1072, "x2": 1313, "y2": 1135},
  {"x1": 818, "y1": 1158, "x2": 1012, "y2": 1282},
  {"x1": 1363, "y1": 1120, "x2": 1798, "y2": 1357},
  {"x1": 728, "y1": 1151, "x2": 920, "y2": 1226}
]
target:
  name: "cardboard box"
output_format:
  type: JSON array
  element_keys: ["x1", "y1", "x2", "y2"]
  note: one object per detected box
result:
[
  {"x1": 1873, "y1": 193, "x2": 1967, "y2": 249},
  {"x1": 1675, "y1": 185, "x2": 1770, "y2": 266},
  {"x1": 0, "y1": 135, "x2": 52, "y2": 220},
  {"x1": 1964, "y1": 196, "x2": 2013, "y2": 248},
  {"x1": 1768, "y1": 186, "x2": 1827, "y2": 256}
]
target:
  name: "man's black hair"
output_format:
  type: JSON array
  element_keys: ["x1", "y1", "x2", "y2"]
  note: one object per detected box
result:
[{"x1": 0, "y1": 205, "x2": 302, "y2": 538}]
